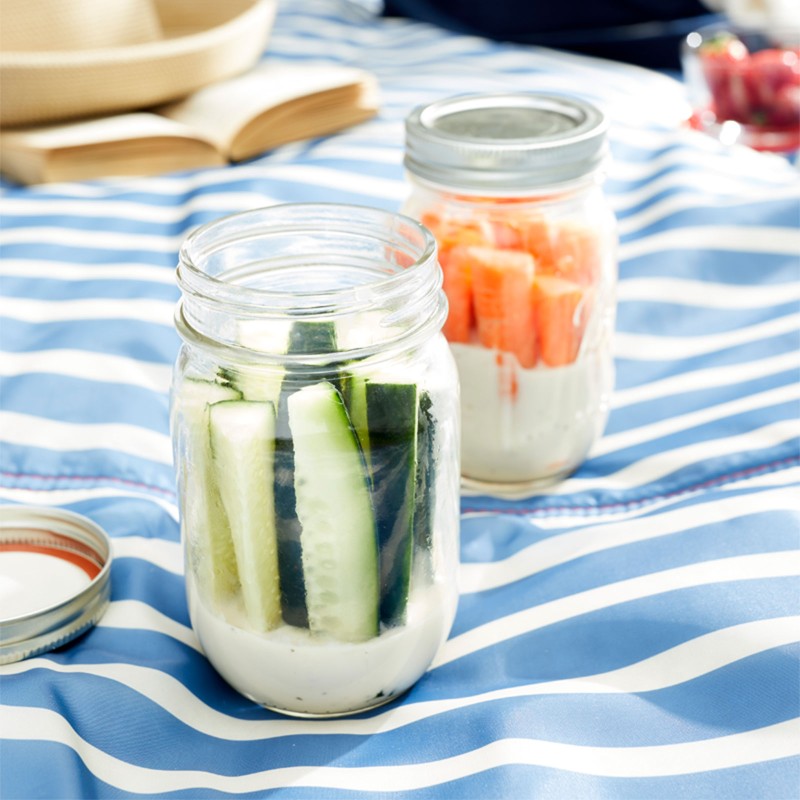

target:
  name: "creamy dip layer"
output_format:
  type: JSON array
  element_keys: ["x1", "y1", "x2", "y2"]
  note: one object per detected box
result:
[
  {"x1": 452, "y1": 343, "x2": 613, "y2": 486},
  {"x1": 188, "y1": 575, "x2": 457, "y2": 716}
]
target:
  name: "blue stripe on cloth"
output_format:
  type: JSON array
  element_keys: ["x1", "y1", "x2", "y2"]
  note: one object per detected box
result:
[
  {"x1": 1, "y1": 318, "x2": 180, "y2": 361},
  {"x1": 65, "y1": 496, "x2": 180, "y2": 541},
  {"x1": 0, "y1": 276, "x2": 179, "y2": 302},
  {"x1": 459, "y1": 490, "x2": 800, "y2": 561},
  {"x1": 615, "y1": 302, "x2": 800, "y2": 336},
  {"x1": 0, "y1": 374, "x2": 168, "y2": 429},
  {"x1": 426, "y1": 577, "x2": 800, "y2": 692},
  {"x1": 453, "y1": 513, "x2": 799, "y2": 632},
  {"x1": 4, "y1": 645, "x2": 797, "y2": 768},
  {"x1": 0, "y1": 443, "x2": 175, "y2": 499},
  {"x1": 618, "y1": 250, "x2": 799, "y2": 284},
  {"x1": 1, "y1": 737, "x2": 796, "y2": 800},
  {"x1": 613, "y1": 332, "x2": 800, "y2": 389},
  {"x1": 604, "y1": 368, "x2": 799, "y2": 434},
  {"x1": 0, "y1": 242, "x2": 177, "y2": 266}
]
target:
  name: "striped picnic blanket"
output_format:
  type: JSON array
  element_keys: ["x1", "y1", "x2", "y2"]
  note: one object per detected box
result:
[{"x1": 1, "y1": 0, "x2": 798, "y2": 797}]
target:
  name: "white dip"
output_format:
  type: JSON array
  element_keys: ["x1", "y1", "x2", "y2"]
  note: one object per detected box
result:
[
  {"x1": 188, "y1": 575, "x2": 457, "y2": 716},
  {"x1": 452, "y1": 343, "x2": 613, "y2": 487}
]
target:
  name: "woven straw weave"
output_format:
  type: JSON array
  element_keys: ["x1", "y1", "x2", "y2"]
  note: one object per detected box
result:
[{"x1": 0, "y1": 0, "x2": 277, "y2": 127}]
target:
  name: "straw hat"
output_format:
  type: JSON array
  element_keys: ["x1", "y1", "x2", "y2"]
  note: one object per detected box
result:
[{"x1": 0, "y1": 0, "x2": 277, "y2": 127}]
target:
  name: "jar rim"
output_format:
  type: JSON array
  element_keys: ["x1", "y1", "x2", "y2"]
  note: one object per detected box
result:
[
  {"x1": 175, "y1": 203, "x2": 446, "y2": 363},
  {"x1": 178, "y1": 202, "x2": 438, "y2": 315}
]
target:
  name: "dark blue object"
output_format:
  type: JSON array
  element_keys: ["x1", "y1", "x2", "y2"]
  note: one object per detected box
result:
[{"x1": 383, "y1": 0, "x2": 723, "y2": 68}]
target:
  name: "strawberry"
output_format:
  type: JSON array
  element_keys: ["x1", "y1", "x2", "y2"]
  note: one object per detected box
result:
[
  {"x1": 749, "y1": 48, "x2": 800, "y2": 125},
  {"x1": 770, "y1": 83, "x2": 800, "y2": 128},
  {"x1": 699, "y1": 33, "x2": 752, "y2": 122}
]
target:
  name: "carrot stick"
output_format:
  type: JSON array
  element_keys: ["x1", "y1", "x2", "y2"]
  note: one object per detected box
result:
[
  {"x1": 532, "y1": 274, "x2": 592, "y2": 366},
  {"x1": 468, "y1": 246, "x2": 537, "y2": 369}
]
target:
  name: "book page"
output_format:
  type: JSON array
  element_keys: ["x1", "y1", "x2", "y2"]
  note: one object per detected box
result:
[
  {"x1": 0, "y1": 113, "x2": 215, "y2": 151},
  {"x1": 0, "y1": 113, "x2": 223, "y2": 184},
  {"x1": 230, "y1": 80, "x2": 378, "y2": 160},
  {"x1": 157, "y1": 62, "x2": 378, "y2": 153}
]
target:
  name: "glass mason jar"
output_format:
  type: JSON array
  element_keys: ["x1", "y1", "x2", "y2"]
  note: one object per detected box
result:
[
  {"x1": 171, "y1": 204, "x2": 461, "y2": 718},
  {"x1": 403, "y1": 93, "x2": 618, "y2": 494}
]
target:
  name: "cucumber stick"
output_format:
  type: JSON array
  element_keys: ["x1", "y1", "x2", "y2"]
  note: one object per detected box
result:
[
  {"x1": 346, "y1": 376, "x2": 370, "y2": 466},
  {"x1": 273, "y1": 386, "x2": 308, "y2": 628},
  {"x1": 288, "y1": 381, "x2": 379, "y2": 643},
  {"x1": 178, "y1": 378, "x2": 241, "y2": 605},
  {"x1": 219, "y1": 366, "x2": 284, "y2": 406},
  {"x1": 288, "y1": 320, "x2": 337, "y2": 355},
  {"x1": 350, "y1": 376, "x2": 418, "y2": 626},
  {"x1": 209, "y1": 400, "x2": 282, "y2": 633},
  {"x1": 273, "y1": 319, "x2": 341, "y2": 628}
]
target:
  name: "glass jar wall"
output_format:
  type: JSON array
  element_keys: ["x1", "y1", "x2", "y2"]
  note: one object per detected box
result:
[
  {"x1": 171, "y1": 204, "x2": 460, "y2": 717},
  {"x1": 403, "y1": 93, "x2": 618, "y2": 494}
]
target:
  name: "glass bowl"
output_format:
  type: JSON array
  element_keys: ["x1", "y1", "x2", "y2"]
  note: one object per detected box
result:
[{"x1": 682, "y1": 22, "x2": 800, "y2": 153}]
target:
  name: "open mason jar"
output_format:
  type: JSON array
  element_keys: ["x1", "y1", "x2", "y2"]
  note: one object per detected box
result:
[
  {"x1": 403, "y1": 93, "x2": 618, "y2": 495},
  {"x1": 171, "y1": 204, "x2": 460, "y2": 717}
]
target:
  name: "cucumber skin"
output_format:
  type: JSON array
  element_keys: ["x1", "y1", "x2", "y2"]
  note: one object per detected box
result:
[
  {"x1": 363, "y1": 382, "x2": 418, "y2": 627},
  {"x1": 346, "y1": 376, "x2": 370, "y2": 468},
  {"x1": 288, "y1": 321, "x2": 337, "y2": 355},
  {"x1": 414, "y1": 391, "x2": 436, "y2": 579},
  {"x1": 273, "y1": 384, "x2": 309, "y2": 628},
  {"x1": 218, "y1": 366, "x2": 283, "y2": 405},
  {"x1": 274, "y1": 319, "x2": 341, "y2": 628},
  {"x1": 289, "y1": 381, "x2": 379, "y2": 643},
  {"x1": 217, "y1": 364, "x2": 310, "y2": 626},
  {"x1": 218, "y1": 365, "x2": 308, "y2": 626},
  {"x1": 212, "y1": 321, "x2": 438, "y2": 635},
  {"x1": 220, "y1": 320, "x2": 341, "y2": 630}
]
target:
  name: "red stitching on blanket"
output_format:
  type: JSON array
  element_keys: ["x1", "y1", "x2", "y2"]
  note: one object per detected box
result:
[
  {"x1": 461, "y1": 455, "x2": 800, "y2": 516},
  {"x1": 0, "y1": 470, "x2": 177, "y2": 499},
  {"x1": 1, "y1": 456, "x2": 797, "y2": 513}
]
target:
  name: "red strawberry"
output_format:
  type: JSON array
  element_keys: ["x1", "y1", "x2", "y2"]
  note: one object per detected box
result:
[
  {"x1": 699, "y1": 33, "x2": 751, "y2": 122},
  {"x1": 749, "y1": 48, "x2": 800, "y2": 121},
  {"x1": 769, "y1": 83, "x2": 800, "y2": 127}
]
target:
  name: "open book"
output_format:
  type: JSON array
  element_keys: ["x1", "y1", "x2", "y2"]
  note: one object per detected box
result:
[{"x1": 0, "y1": 62, "x2": 379, "y2": 184}]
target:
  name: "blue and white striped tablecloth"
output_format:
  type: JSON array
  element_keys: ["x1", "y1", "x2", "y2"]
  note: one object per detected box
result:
[{"x1": 1, "y1": 1, "x2": 799, "y2": 797}]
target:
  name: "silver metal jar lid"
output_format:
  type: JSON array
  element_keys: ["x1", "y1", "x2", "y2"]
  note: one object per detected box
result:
[
  {"x1": 404, "y1": 92, "x2": 608, "y2": 192},
  {"x1": 0, "y1": 505, "x2": 112, "y2": 664}
]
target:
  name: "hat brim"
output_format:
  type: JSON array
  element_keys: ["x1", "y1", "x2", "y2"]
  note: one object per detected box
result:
[{"x1": 0, "y1": 0, "x2": 277, "y2": 127}]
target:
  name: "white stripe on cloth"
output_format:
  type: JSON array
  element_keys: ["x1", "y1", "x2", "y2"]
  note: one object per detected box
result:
[
  {"x1": 0, "y1": 349, "x2": 173, "y2": 393},
  {"x1": 3, "y1": 616, "x2": 797, "y2": 741},
  {"x1": 594, "y1": 383, "x2": 800, "y2": 457},
  {"x1": 1, "y1": 706, "x2": 796, "y2": 792},
  {"x1": 435, "y1": 550, "x2": 800, "y2": 668},
  {"x1": 611, "y1": 350, "x2": 800, "y2": 409},
  {"x1": 0, "y1": 487, "x2": 178, "y2": 517},
  {"x1": 458, "y1": 487, "x2": 800, "y2": 594},
  {"x1": 614, "y1": 314, "x2": 800, "y2": 361},
  {"x1": 0, "y1": 296, "x2": 175, "y2": 326},
  {"x1": 0, "y1": 411, "x2": 173, "y2": 466}
]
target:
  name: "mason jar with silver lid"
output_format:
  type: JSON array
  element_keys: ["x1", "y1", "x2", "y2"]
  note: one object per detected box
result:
[{"x1": 403, "y1": 92, "x2": 617, "y2": 494}]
